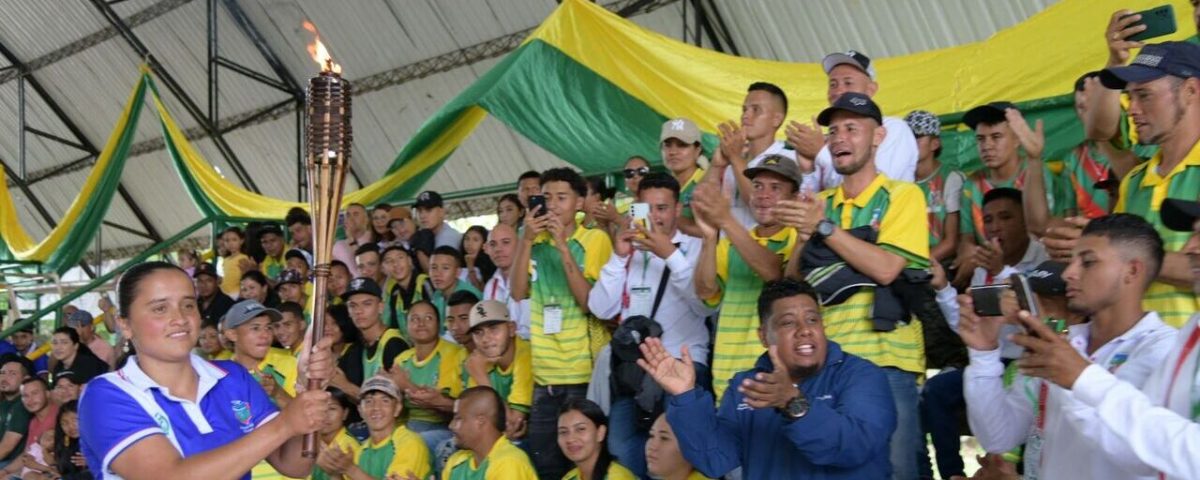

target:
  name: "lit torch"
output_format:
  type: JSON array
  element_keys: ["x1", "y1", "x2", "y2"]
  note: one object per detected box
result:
[{"x1": 302, "y1": 21, "x2": 349, "y2": 458}]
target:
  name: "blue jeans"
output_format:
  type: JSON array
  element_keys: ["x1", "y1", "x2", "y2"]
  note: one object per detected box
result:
[
  {"x1": 608, "y1": 362, "x2": 711, "y2": 479},
  {"x1": 885, "y1": 368, "x2": 920, "y2": 480},
  {"x1": 919, "y1": 368, "x2": 965, "y2": 479},
  {"x1": 407, "y1": 419, "x2": 454, "y2": 473}
]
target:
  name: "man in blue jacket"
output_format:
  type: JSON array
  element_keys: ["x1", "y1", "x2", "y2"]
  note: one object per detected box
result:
[{"x1": 638, "y1": 278, "x2": 896, "y2": 479}]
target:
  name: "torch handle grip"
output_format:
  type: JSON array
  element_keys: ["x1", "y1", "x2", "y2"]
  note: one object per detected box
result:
[
  {"x1": 301, "y1": 376, "x2": 322, "y2": 458},
  {"x1": 301, "y1": 263, "x2": 332, "y2": 458}
]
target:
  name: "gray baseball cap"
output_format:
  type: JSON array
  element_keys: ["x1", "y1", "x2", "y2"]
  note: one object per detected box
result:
[{"x1": 223, "y1": 300, "x2": 282, "y2": 330}]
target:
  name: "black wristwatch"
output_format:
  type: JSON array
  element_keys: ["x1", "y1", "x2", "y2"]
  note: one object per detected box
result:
[
  {"x1": 813, "y1": 219, "x2": 836, "y2": 240},
  {"x1": 780, "y1": 386, "x2": 809, "y2": 420}
]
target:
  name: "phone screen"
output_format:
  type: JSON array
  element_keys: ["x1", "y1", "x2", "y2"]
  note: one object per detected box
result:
[
  {"x1": 1121, "y1": 4, "x2": 1177, "y2": 42},
  {"x1": 968, "y1": 284, "x2": 1009, "y2": 317},
  {"x1": 528, "y1": 195, "x2": 546, "y2": 217}
]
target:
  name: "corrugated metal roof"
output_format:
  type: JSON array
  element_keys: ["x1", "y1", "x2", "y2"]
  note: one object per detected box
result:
[{"x1": 0, "y1": 0, "x2": 1058, "y2": 256}]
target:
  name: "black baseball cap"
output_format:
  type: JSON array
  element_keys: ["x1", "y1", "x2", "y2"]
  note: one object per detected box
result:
[
  {"x1": 1161, "y1": 198, "x2": 1200, "y2": 232},
  {"x1": 342, "y1": 277, "x2": 382, "y2": 301},
  {"x1": 194, "y1": 262, "x2": 219, "y2": 279},
  {"x1": 1100, "y1": 41, "x2": 1200, "y2": 89},
  {"x1": 1025, "y1": 261, "x2": 1067, "y2": 297},
  {"x1": 413, "y1": 191, "x2": 444, "y2": 209},
  {"x1": 822, "y1": 50, "x2": 877, "y2": 80},
  {"x1": 817, "y1": 92, "x2": 883, "y2": 126},
  {"x1": 963, "y1": 101, "x2": 1018, "y2": 130}
]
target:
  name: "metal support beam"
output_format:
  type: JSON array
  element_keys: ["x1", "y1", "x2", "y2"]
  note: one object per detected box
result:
[
  {"x1": 102, "y1": 221, "x2": 156, "y2": 241},
  {"x1": 28, "y1": 0, "x2": 679, "y2": 188},
  {"x1": 24, "y1": 127, "x2": 90, "y2": 152},
  {"x1": 218, "y1": 0, "x2": 364, "y2": 192},
  {"x1": 0, "y1": 0, "x2": 193, "y2": 87},
  {"x1": 90, "y1": 0, "x2": 261, "y2": 194},
  {"x1": 0, "y1": 38, "x2": 164, "y2": 244},
  {"x1": 693, "y1": 0, "x2": 739, "y2": 56}
]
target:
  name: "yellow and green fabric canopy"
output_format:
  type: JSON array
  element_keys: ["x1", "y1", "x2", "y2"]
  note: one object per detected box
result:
[{"x1": 0, "y1": 0, "x2": 1191, "y2": 274}]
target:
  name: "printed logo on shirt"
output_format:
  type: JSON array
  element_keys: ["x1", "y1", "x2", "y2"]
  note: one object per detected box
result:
[
  {"x1": 231, "y1": 400, "x2": 254, "y2": 432},
  {"x1": 154, "y1": 412, "x2": 171, "y2": 436},
  {"x1": 1107, "y1": 353, "x2": 1129, "y2": 372},
  {"x1": 869, "y1": 207, "x2": 883, "y2": 230}
]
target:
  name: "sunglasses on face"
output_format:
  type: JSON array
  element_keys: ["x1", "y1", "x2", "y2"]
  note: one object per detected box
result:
[{"x1": 623, "y1": 167, "x2": 650, "y2": 179}]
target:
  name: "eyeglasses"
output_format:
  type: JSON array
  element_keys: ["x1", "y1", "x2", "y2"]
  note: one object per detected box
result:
[{"x1": 623, "y1": 167, "x2": 650, "y2": 179}]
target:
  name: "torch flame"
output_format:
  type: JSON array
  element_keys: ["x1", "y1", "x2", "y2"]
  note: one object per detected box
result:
[{"x1": 303, "y1": 20, "x2": 341, "y2": 74}]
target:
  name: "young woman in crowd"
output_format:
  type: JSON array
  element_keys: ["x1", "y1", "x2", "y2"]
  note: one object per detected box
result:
[
  {"x1": 77, "y1": 261, "x2": 335, "y2": 480},
  {"x1": 52, "y1": 401, "x2": 88, "y2": 480},
  {"x1": 460, "y1": 225, "x2": 496, "y2": 291},
  {"x1": 496, "y1": 193, "x2": 526, "y2": 229},
  {"x1": 323, "y1": 304, "x2": 364, "y2": 400},
  {"x1": 219, "y1": 226, "x2": 253, "y2": 297},
  {"x1": 644, "y1": 413, "x2": 710, "y2": 480},
  {"x1": 238, "y1": 270, "x2": 276, "y2": 308},
  {"x1": 370, "y1": 204, "x2": 395, "y2": 244},
  {"x1": 617, "y1": 155, "x2": 651, "y2": 213},
  {"x1": 558, "y1": 398, "x2": 636, "y2": 480},
  {"x1": 49, "y1": 328, "x2": 108, "y2": 384}
]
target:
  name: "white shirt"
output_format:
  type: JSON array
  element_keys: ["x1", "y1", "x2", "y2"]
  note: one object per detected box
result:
[
  {"x1": 964, "y1": 312, "x2": 1178, "y2": 480},
  {"x1": 587, "y1": 230, "x2": 713, "y2": 363},
  {"x1": 806, "y1": 116, "x2": 918, "y2": 193},
  {"x1": 1071, "y1": 312, "x2": 1200, "y2": 480},
  {"x1": 482, "y1": 271, "x2": 531, "y2": 340},
  {"x1": 723, "y1": 141, "x2": 797, "y2": 230}
]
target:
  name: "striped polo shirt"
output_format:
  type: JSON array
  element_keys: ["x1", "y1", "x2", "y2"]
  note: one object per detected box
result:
[
  {"x1": 819, "y1": 174, "x2": 930, "y2": 374},
  {"x1": 708, "y1": 226, "x2": 798, "y2": 403},
  {"x1": 1114, "y1": 142, "x2": 1200, "y2": 328},
  {"x1": 529, "y1": 225, "x2": 613, "y2": 385}
]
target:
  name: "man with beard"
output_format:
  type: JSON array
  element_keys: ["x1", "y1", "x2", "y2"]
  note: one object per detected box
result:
[
  {"x1": 960, "y1": 214, "x2": 1178, "y2": 480},
  {"x1": 0, "y1": 356, "x2": 31, "y2": 467},
  {"x1": 639, "y1": 279, "x2": 895, "y2": 479},
  {"x1": 1045, "y1": 42, "x2": 1200, "y2": 329},
  {"x1": 781, "y1": 92, "x2": 929, "y2": 479},
  {"x1": 787, "y1": 50, "x2": 918, "y2": 192},
  {"x1": 464, "y1": 300, "x2": 533, "y2": 441}
]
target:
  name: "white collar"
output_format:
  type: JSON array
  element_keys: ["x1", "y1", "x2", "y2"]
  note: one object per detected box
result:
[
  {"x1": 1068, "y1": 311, "x2": 1168, "y2": 354},
  {"x1": 117, "y1": 353, "x2": 228, "y2": 401}
]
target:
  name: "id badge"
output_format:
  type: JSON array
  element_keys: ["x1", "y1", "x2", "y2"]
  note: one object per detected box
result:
[
  {"x1": 543, "y1": 304, "x2": 563, "y2": 335},
  {"x1": 628, "y1": 287, "x2": 653, "y2": 318}
]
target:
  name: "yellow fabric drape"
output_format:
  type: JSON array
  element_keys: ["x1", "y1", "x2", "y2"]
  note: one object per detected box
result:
[
  {"x1": 153, "y1": 87, "x2": 487, "y2": 219},
  {"x1": 533, "y1": 0, "x2": 1193, "y2": 129},
  {"x1": 0, "y1": 72, "x2": 145, "y2": 261}
]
